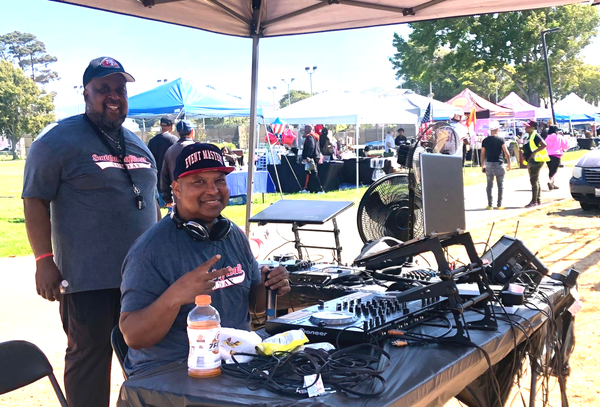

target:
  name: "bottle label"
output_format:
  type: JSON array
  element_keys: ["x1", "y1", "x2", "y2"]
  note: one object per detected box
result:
[{"x1": 187, "y1": 326, "x2": 221, "y2": 370}]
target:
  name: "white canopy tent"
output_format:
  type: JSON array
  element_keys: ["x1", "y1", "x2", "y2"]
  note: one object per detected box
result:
[
  {"x1": 265, "y1": 90, "x2": 420, "y2": 191},
  {"x1": 265, "y1": 89, "x2": 420, "y2": 124},
  {"x1": 555, "y1": 93, "x2": 600, "y2": 117},
  {"x1": 53, "y1": 0, "x2": 587, "y2": 235}
]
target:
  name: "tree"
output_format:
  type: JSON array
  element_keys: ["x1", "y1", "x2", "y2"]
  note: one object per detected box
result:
[
  {"x1": 0, "y1": 60, "x2": 55, "y2": 159},
  {"x1": 279, "y1": 90, "x2": 311, "y2": 108},
  {"x1": 0, "y1": 31, "x2": 59, "y2": 84},
  {"x1": 390, "y1": 5, "x2": 600, "y2": 106}
]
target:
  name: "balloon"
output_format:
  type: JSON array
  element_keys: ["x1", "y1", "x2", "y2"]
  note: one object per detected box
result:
[
  {"x1": 271, "y1": 117, "x2": 287, "y2": 136},
  {"x1": 281, "y1": 128, "x2": 297, "y2": 146},
  {"x1": 265, "y1": 132, "x2": 278, "y2": 145}
]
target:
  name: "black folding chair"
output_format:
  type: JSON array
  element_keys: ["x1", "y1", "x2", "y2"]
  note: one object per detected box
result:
[
  {"x1": 0, "y1": 340, "x2": 69, "y2": 407},
  {"x1": 110, "y1": 324, "x2": 130, "y2": 379}
]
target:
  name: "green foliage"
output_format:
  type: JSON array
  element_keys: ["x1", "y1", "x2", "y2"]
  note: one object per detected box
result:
[
  {"x1": 0, "y1": 60, "x2": 55, "y2": 159},
  {"x1": 0, "y1": 160, "x2": 30, "y2": 257},
  {"x1": 279, "y1": 90, "x2": 311, "y2": 108},
  {"x1": 390, "y1": 5, "x2": 600, "y2": 105},
  {"x1": 0, "y1": 31, "x2": 59, "y2": 84}
]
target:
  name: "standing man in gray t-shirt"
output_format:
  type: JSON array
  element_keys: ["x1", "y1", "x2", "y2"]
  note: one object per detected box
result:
[{"x1": 22, "y1": 57, "x2": 158, "y2": 407}]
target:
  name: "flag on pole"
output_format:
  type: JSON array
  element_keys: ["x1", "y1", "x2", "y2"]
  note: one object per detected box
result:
[
  {"x1": 418, "y1": 103, "x2": 432, "y2": 134},
  {"x1": 466, "y1": 107, "x2": 477, "y2": 128}
]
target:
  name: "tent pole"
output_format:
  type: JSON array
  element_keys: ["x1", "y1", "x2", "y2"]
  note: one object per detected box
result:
[
  {"x1": 355, "y1": 118, "x2": 360, "y2": 193},
  {"x1": 245, "y1": 34, "x2": 260, "y2": 239}
]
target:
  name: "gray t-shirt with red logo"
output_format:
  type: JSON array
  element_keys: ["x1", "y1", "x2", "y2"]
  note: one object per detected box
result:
[
  {"x1": 120, "y1": 216, "x2": 261, "y2": 376},
  {"x1": 22, "y1": 114, "x2": 158, "y2": 294}
]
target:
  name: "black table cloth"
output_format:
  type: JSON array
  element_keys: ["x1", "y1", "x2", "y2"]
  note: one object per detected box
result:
[
  {"x1": 267, "y1": 158, "x2": 345, "y2": 193},
  {"x1": 117, "y1": 281, "x2": 571, "y2": 407}
]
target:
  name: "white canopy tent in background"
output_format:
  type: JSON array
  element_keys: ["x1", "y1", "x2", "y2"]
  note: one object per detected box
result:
[
  {"x1": 265, "y1": 89, "x2": 420, "y2": 124},
  {"x1": 53, "y1": 0, "x2": 588, "y2": 236},
  {"x1": 554, "y1": 93, "x2": 600, "y2": 120}
]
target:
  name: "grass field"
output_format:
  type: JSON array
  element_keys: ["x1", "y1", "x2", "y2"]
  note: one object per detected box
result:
[
  {"x1": 0, "y1": 147, "x2": 590, "y2": 258},
  {"x1": 0, "y1": 160, "x2": 29, "y2": 257}
]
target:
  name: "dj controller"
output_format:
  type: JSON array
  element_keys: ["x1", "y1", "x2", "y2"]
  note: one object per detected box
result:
[
  {"x1": 265, "y1": 291, "x2": 445, "y2": 344},
  {"x1": 259, "y1": 259, "x2": 441, "y2": 287}
]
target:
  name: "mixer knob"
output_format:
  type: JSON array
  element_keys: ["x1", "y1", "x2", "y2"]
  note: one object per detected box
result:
[
  {"x1": 317, "y1": 300, "x2": 325, "y2": 310},
  {"x1": 355, "y1": 307, "x2": 361, "y2": 316},
  {"x1": 349, "y1": 306, "x2": 354, "y2": 313},
  {"x1": 381, "y1": 315, "x2": 386, "y2": 323},
  {"x1": 374, "y1": 316, "x2": 380, "y2": 326},
  {"x1": 356, "y1": 298, "x2": 362, "y2": 305},
  {"x1": 421, "y1": 298, "x2": 426, "y2": 306},
  {"x1": 363, "y1": 320, "x2": 369, "y2": 332},
  {"x1": 336, "y1": 303, "x2": 342, "y2": 311}
]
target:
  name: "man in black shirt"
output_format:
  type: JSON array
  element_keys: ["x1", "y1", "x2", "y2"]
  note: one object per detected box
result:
[
  {"x1": 481, "y1": 120, "x2": 511, "y2": 210},
  {"x1": 395, "y1": 128, "x2": 407, "y2": 146},
  {"x1": 148, "y1": 116, "x2": 177, "y2": 206}
]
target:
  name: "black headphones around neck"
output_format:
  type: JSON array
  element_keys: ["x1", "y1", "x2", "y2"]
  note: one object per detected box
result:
[{"x1": 170, "y1": 208, "x2": 232, "y2": 242}]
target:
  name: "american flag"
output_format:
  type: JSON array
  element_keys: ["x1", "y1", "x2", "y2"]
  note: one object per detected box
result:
[{"x1": 418, "y1": 103, "x2": 432, "y2": 134}]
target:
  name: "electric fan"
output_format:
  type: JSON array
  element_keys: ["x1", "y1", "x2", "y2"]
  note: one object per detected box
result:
[{"x1": 357, "y1": 122, "x2": 459, "y2": 244}]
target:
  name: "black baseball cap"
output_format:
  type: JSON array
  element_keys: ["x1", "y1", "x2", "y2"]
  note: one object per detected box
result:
[
  {"x1": 160, "y1": 115, "x2": 174, "y2": 126},
  {"x1": 174, "y1": 143, "x2": 235, "y2": 180},
  {"x1": 83, "y1": 57, "x2": 135, "y2": 87}
]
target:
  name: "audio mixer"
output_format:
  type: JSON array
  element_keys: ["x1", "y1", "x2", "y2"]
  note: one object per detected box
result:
[{"x1": 265, "y1": 291, "x2": 446, "y2": 344}]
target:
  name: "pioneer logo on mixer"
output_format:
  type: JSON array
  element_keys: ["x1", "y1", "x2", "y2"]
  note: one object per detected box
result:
[{"x1": 300, "y1": 328, "x2": 327, "y2": 336}]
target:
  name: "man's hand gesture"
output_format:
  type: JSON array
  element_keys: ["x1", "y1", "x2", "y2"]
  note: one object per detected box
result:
[{"x1": 170, "y1": 255, "x2": 231, "y2": 307}]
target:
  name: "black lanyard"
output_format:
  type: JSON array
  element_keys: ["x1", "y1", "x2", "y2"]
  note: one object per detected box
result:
[{"x1": 84, "y1": 114, "x2": 146, "y2": 210}]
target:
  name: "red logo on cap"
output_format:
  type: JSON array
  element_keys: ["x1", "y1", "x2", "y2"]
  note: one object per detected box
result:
[{"x1": 100, "y1": 58, "x2": 120, "y2": 68}]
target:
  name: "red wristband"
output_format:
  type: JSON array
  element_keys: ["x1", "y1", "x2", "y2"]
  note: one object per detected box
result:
[{"x1": 35, "y1": 253, "x2": 54, "y2": 262}]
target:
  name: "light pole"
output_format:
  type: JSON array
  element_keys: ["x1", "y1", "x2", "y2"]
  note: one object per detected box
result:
[
  {"x1": 281, "y1": 78, "x2": 295, "y2": 107},
  {"x1": 305, "y1": 66, "x2": 317, "y2": 94},
  {"x1": 73, "y1": 85, "x2": 83, "y2": 114},
  {"x1": 542, "y1": 27, "x2": 563, "y2": 124},
  {"x1": 490, "y1": 69, "x2": 499, "y2": 103},
  {"x1": 267, "y1": 86, "x2": 277, "y2": 107}
]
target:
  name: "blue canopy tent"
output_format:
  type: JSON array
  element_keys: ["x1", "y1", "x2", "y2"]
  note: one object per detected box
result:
[{"x1": 128, "y1": 78, "x2": 262, "y2": 119}]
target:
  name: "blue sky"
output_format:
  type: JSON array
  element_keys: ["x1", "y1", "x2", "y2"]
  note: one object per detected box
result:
[{"x1": 1, "y1": 0, "x2": 599, "y2": 115}]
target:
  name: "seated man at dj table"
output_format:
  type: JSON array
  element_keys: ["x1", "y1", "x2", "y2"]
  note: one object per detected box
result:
[{"x1": 119, "y1": 143, "x2": 290, "y2": 377}]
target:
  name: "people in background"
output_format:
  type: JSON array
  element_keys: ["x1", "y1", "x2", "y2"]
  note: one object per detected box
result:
[
  {"x1": 160, "y1": 120, "x2": 195, "y2": 206},
  {"x1": 221, "y1": 146, "x2": 241, "y2": 168},
  {"x1": 301, "y1": 124, "x2": 324, "y2": 193},
  {"x1": 395, "y1": 128, "x2": 407, "y2": 146},
  {"x1": 480, "y1": 120, "x2": 511, "y2": 210},
  {"x1": 522, "y1": 120, "x2": 549, "y2": 208},
  {"x1": 545, "y1": 125, "x2": 569, "y2": 190},
  {"x1": 384, "y1": 129, "x2": 395, "y2": 157},
  {"x1": 147, "y1": 115, "x2": 177, "y2": 207}
]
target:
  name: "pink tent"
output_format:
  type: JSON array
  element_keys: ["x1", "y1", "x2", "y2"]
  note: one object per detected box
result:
[
  {"x1": 447, "y1": 88, "x2": 513, "y2": 119},
  {"x1": 499, "y1": 92, "x2": 551, "y2": 119}
]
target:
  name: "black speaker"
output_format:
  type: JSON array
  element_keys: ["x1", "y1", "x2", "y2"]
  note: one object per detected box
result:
[
  {"x1": 170, "y1": 209, "x2": 231, "y2": 242},
  {"x1": 481, "y1": 235, "x2": 548, "y2": 286}
]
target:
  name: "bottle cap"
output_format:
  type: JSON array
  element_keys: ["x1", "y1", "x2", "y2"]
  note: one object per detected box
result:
[{"x1": 195, "y1": 295, "x2": 211, "y2": 306}]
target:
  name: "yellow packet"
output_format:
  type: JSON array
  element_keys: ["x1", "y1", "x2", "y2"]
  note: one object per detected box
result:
[{"x1": 255, "y1": 330, "x2": 308, "y2": 356}]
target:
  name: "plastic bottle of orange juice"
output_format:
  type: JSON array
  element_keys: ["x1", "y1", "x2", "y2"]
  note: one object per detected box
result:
[{"x1": 187, "y1": 295, "x2": 221, "y2": 378}]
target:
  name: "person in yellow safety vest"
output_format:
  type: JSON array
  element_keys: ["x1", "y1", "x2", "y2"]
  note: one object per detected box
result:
[{"x1": 522, "y1": 119, "x2": 549, "y2": 208}]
